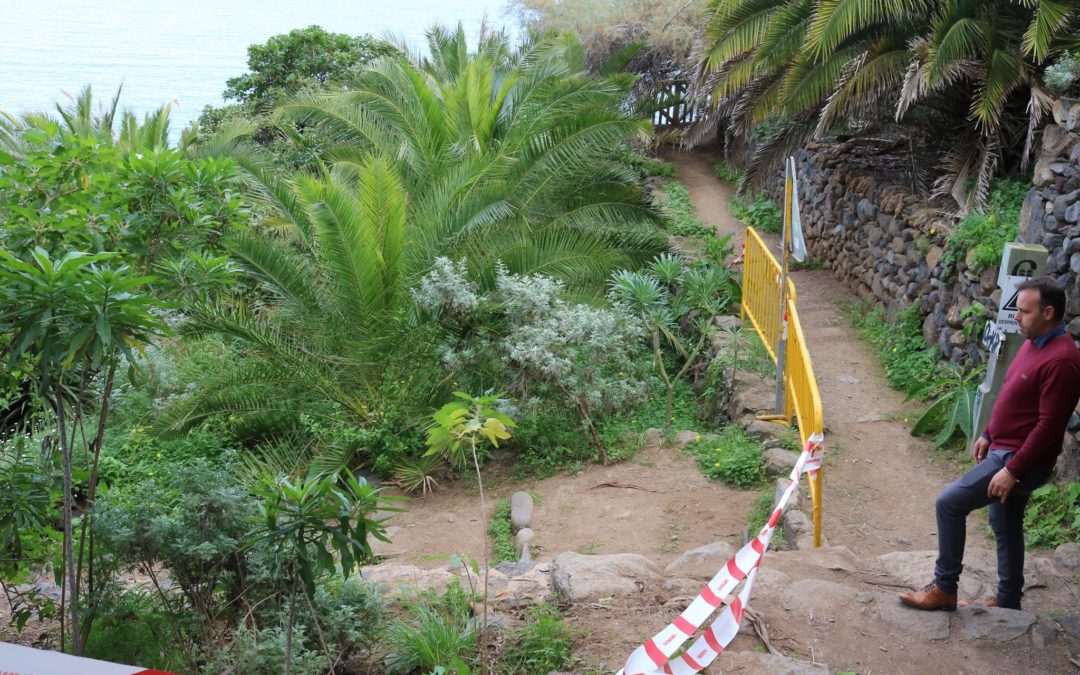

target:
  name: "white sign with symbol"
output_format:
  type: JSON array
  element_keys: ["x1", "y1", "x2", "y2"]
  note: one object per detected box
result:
[
  {"x1": 981, "y1": 320, "x2": 1004, "y2": 355},
  {"x1": 995, "y1": 276, "x2": 1027, "y2": 333}
]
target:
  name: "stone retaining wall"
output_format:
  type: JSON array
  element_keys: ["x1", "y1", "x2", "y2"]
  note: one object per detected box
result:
[{"x1": 761, "y1": 103, "x2": 1080, "y2": 476}]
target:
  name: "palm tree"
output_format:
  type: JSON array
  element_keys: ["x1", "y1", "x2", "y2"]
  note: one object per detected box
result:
[
  {"x1": 0, "y1": 85, "x2": 176, "y2": 158},
  {"x1": 162, "y1": 28, "x2": 667, "y2": 462},
  {"x1": 691, "y1": 0, "x2": 1079, "y2": 209}
]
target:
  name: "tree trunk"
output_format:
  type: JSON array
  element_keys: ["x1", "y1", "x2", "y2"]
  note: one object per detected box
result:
[
  {"x1": 469, "y1": 436, "x2": 490, "y2": 675},
  {"x1": 55, "y1": 383, "x2": 80, "y2": 654}
]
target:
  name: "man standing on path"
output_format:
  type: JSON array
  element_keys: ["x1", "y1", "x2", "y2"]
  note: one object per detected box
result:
[{"x1": 899, "y1": 277, "x2": 1080, "y2": 611}]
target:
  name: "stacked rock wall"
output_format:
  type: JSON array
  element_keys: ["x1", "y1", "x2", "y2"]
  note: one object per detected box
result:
[{"x1": 762, "y1": 103, "x2": 1080, "y2": 476}]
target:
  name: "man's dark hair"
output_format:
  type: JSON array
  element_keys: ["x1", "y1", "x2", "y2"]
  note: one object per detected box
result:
[{"x1": 1017, "y1": 276, "x2": 1066, "y2": 321}]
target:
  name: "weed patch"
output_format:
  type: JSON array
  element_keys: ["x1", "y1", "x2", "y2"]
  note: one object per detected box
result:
[
  {"x1": 489, "y1": 498, "x2": 517, "y2": 564},
  {"x1": 500, "y1": 604, "x2": 575, "y2": 674},
  {"x1": 1025, "y1": 481, "x2": 1080, "y2": 548},
  {"x1": 689, "y1": 427, "x2": 765, "y2": 488},
  {"x1": 730, "y1": 195, "x2": 781, "y2": 234},
  {"x1": 661, "y1": 182, "x2": 713, "y2": 236}
]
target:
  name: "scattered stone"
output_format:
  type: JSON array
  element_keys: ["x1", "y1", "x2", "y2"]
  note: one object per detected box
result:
[
  {"x1": 643, "y1": 427, "x2": 664, "y2": 448},
  {"x1": 774, "y1": 477, "x2": 799, "y2": 513},
  {"x1": 31, "y1": 582, "x2": 62, "y2": 602},
  {"x1": 954, "y1": 606, "x2": 1036, "y2": 641},
  {"x1": 744, "y1": 417, "x2": 784, "y2": 439},
  {"x1": 1055, "y1": 613, "x2": 1080, "y2": 639},
  {"x1": 715, "y1": 651, "x2": 829, "y2": 674},
  {"x1": 664, "y1": 541, "x2": 736, "y2": 579},
  {"x1": 713, "y1": 315, "x2": 741, "y2": 331},
  {"x1": 1053, "y1": 542, "x2": 1080, "y2": 573},
  {"x1": 875, "y1": 549, "x2": 1049, "y2": 597},
  {"x1": 674, "y1": 430, "x2": 701, "y2": 447},
  {"x1": 878, "y1": 600, "x2": 950, "y2": 640},
  {"x1": 495, "y1": 559, "x2": 532, "y2": 577},
  {"x1": 361, "y1": 564, "x2": 458, "y2": 599},
  {"x1": 855, "y1": 592, "x2": 873, "y2": 603},
  {"x1": 472, "y1": 611, "x2": 509, "y2": 631},
  {"x1": 551, "y1": 552, "x2": 663, "y2": 602},
  {"x1": 781, "y1": 579, "x2": 855, "y2": 618},
  {"x1": 782, "y1": 510, "x2": 824, "y2": 550},
  {"x1": 515, "y1": 527, "x2": 534, "y2": 553},
  {"x1": 763, "y1": 447, "x2": 800, "y2": 475},
  {"x1": 1030, "y1": 617, "x2": 1060, "y2": 648},
  {"x1": 510, "y1": 491, "x2": 534, "y2": 533}
]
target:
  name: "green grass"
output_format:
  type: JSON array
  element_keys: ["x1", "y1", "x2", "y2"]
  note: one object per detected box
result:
[
  {"x1": 729, "y1": 195, "x2": 782, "y2": 234},
  {"x1": 661, "y1": 182, "x2": 713, "y2": 236},
  {"x1": 500, "y1": 604, "x2": 575, "y2": 674},
  {"x1": 488, "y1": 499, "x2": 517, "y2": 564},
  {"x1": 848, "y1": 302, "x2": 941, "y2": 392},
  {"x1": 747, "y1": 491, "x2": 784, "y2": 547},
  {"x1": 713, "y1": 162, "x2": 742, "y2": 183},
  {"x1": 688, "y1": 427, "x2": 765, "y2": 488}
]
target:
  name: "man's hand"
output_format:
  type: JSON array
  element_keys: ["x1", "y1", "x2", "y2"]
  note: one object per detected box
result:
[
  {"x1": 971, "y1": 436, "x2": 990, "y2": 462},
  {"x1": 987, "y1": 468, "x2": 1018, "y2": 503}
]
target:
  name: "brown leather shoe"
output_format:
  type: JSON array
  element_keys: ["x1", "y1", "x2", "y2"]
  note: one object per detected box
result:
[
  {"x1": 899, "y1": 583, "x2": 957, "y2": 611},
  {"x1": 957, "y1": 597, "x2": 1019, "y2": 610}
]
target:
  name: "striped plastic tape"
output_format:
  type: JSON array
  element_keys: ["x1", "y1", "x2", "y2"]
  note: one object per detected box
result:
[{"x1": 617, "y1": 433, "x2": 824, "y2": 675}]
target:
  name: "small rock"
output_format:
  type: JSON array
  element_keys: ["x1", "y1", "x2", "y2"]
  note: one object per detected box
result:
[
  {"x1": 714, "y1": 315, "x2": 741, "y2": 331},
  {"x1": 715, "y1": 651, "x2": 829, "y2": 674},
  {"x1": 879, "y1": 601, "x2": 949, "y2": 640},
  {"x1": 510, "y1": 491, "x2": 534, "y2": 533},
  {"x1": 763, "y1": 448, "x2": 800, "y2": 475},
  {"x1": 643, "y1": 427, "x2": 664, "y2": 448},
  {"x1": 31, "y1": 582, "x2": 63, "y2": 602},
  {"x1": 551, "y1": 552, "x2": 663, "y2": 601},
  {"x1": 781, "y1": 579, "x2": 856, "y2": 618},
  {"x1": 955, "y1": 606, "x2": 1036, "y2": 641},
  {"x1": 515, "y1": 527, "x2": 534, "y2": 553},
  {"x1": 472, "y1": 611, "x2": 509, "y2": 631},
  {"x1": 774, "y1": 477, "x2": 799, "y2": 513},
  {"x1": 1053, "y1": 542, "x2": 1080, "y2": 572},
  {"x1": 1056, "y1": 613, "x2": 1080, "y2": 639},
  {"x1": 1030, "y1": 617, "x2": 1059, "y2": 648},
  {"x1": 674, "y1": 430, "x2": 701, "y2": 447},
  {"x1": 897, "y1": 536, "x2": 910, "y2": 546},
  {"x1": 782, "y1": 510, "x2": 823, "y2": 550},
  {"x1": 855, "y1": 592, "x2": 873, "y2": 603},
  {"x1": 664, "y1": 541, "x2": 736, "y2": 579}
]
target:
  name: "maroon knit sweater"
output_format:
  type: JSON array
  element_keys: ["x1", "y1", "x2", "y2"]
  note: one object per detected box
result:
[{"x1": 985, "y1": 332, "x2": 1080, "y2": 480}]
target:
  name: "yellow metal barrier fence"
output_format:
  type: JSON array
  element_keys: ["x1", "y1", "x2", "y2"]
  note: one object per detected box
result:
[{"x1": 740, "y1": 227, "x2": 825, "y2": 547}]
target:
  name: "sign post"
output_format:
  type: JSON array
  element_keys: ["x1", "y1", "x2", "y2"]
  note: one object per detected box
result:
[{"x1": 972, "y1": 243, "x2": 1048, "y2": 437}]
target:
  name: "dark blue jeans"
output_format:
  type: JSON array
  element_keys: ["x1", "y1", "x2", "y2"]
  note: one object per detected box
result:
[{"x1": 933, "y1": 450, "x2": 1053, "y2": 608}]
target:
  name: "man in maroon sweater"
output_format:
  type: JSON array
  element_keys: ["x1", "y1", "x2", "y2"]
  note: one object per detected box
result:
[{"x1": 900, "y1": 277, "x2": 1080, "y2": 611}]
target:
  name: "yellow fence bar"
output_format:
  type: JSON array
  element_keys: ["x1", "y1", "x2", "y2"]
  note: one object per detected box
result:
[{"x1": 740, "y1": 227, "x2": 825, "y2": 546}]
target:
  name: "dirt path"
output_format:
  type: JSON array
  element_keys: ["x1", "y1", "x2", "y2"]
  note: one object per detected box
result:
[{"x1": 669, "y1": 147, "x2": 1078, "y2": 674}]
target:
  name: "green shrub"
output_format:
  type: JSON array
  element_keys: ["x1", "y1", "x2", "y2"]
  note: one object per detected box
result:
[
  {"x1": 500, "y1": 604, "x2": 575, "y2": 674},
  {"x1": 613, "y1": 144, "x2": 676, "y2": 179},
  {"x1": 207, "y1": 624, "x2": 325, "y2": 675},
  {"x1": 942, "y1": 178, "x2": 1028, "y2": 274},
  {"x1": 713, "y1": 162, "x2": 742, "y2": 183},
  {"x1": 690, "y1": 427, "x2": 764, "y2": 488},
  {"x1": 386, "y1": 582, "x2": 477, "y2": 674},
  {"x1": 729, "y1": 195, "x2": 781, "y2": 234},
  {"x1": 489, "y1": 499, "x2": 517, "y2": 564},
  {"x1": 83, "y1": 586, "x2": 195, "y2": 672},
  {"x1": 305, "y1": 577, "x2": 384, "y2": 659},
  {"x1": 1025, "y1": 481, "x2": 1080, "y2": 549},
  {"x1": 661, "y1": 182, "x2": 712, "y2": 236}
]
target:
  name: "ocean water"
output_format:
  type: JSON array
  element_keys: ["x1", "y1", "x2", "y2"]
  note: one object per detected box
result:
[{"x1": 0, "y1": 0, "x2": 516, "y2": 133}]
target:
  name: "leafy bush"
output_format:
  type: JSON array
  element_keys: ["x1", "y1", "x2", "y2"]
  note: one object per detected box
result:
[
  {"x1": 82, "y1": 587, "x2": 195, "y2": 673},
  {"x1": 713, "y1": 162, "x2": 742, "y2": 183},
  {"x1": 612, "y1": 144, "x2": 676, "y2": 179},
  {"x1": 301, "y1": 577, "x2": 384, "y2": 661},
  {"x1": 942, "y1": 178, "x2": 1028, "y2": 274},
  {"x1": 207, "y1": 624, "x2": 325, "y2": 675},
  {"x1": 500, "y1": 604, "x2": 575, "y2": 674},
  {"x1": 489, "y1": 499, "x2": 517, "y2": 564},
  {"x1": 1044, "y1": 53, "x2": 1080, "y2": 93},
  {"x1": 689, "y1": 427, "x2": 765, "y2": 488},
  {"x1": 1025, "y1": 481, "x2": 1080, "y2": 549},
  {"x1": 729, "y1": 195, "x2": 782, "y2": 234},
  {"x1": 660, "y1": 182, "x2": 712, "y2": 236}
]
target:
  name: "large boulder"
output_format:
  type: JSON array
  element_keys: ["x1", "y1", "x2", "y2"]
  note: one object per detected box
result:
[
  {"x1": 510, "y1": 491, "x2": 534, "y2": 533},
  {"x1": 877, "y1": 600, "x2": 950, "y2": 640},
  {"x1": 664, "y1": 541, "x2": 736, "y2": 579},
  {"x1": 763, "y1": 448, "x2": 800, "y2": 475},
  {"x1": 876, "y1": 549, "x2": 1051, "y2": 598},
  {"x1": 954, "y1": 606, "x2": 1036, "y2": 641},
  {"x1": 551, "y1": 552, "x2": 663, "y2": 602}
]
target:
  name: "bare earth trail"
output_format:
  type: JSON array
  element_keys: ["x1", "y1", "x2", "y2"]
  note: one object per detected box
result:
[{"x1": 670, "y1": 147, "x2": 1080, "y2": 674}]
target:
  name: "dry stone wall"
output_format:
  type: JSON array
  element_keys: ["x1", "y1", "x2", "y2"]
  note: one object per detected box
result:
[{"x1": 762, "y1": 103, "x2": 1080, "y2": 476}]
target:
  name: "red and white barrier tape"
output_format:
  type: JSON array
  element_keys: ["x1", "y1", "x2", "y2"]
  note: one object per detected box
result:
[{"x1": 617, "y1": 433, "x2": 824, "y2": 675}]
